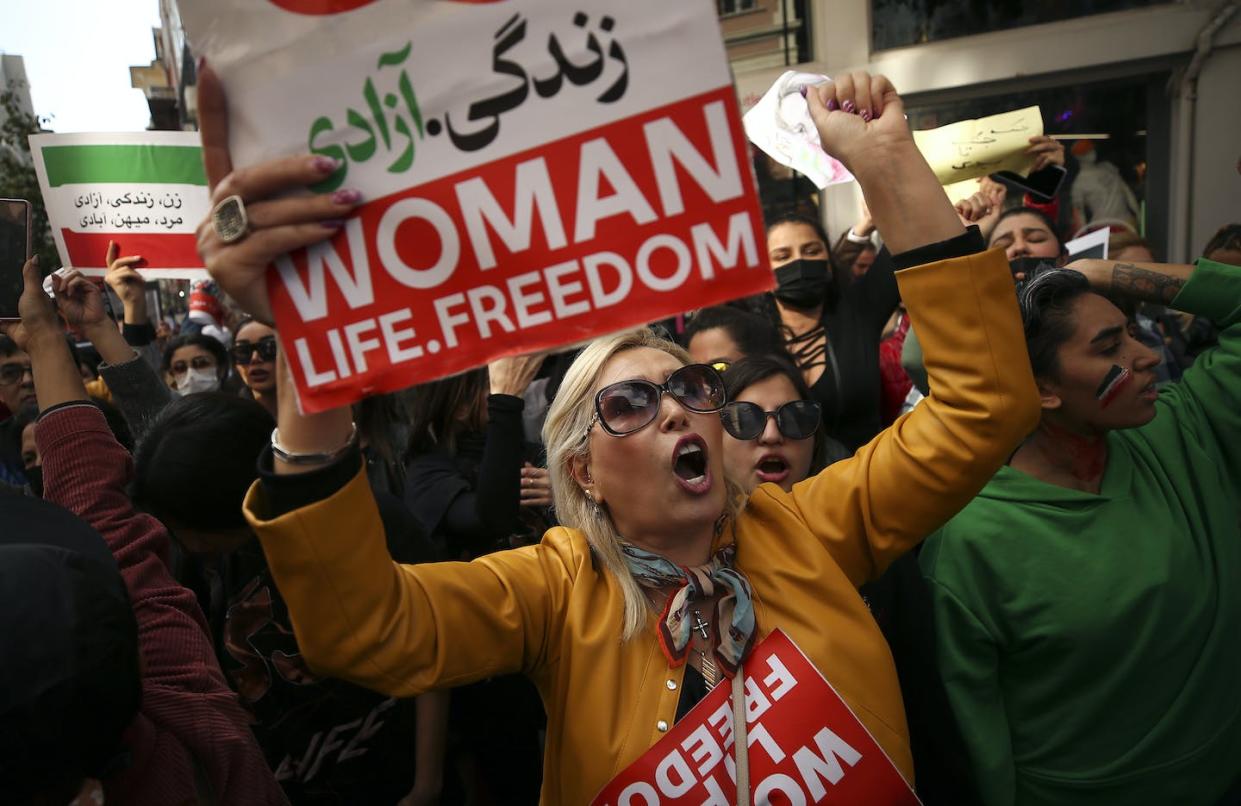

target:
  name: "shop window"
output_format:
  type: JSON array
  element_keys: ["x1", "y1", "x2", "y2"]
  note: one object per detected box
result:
[
  {"x1": 872, "y1": 0, "x2": 1168, "y2": 50},
  {"x1": 718, "y1": 0, "x2": 758, "y2": 16}
]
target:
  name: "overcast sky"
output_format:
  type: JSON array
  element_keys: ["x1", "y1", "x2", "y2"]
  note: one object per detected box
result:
[{"x1": 1, "y1": 0, "x2": 162, "y2": 132}]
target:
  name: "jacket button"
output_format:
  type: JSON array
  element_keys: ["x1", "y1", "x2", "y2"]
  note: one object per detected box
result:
[
  {"x1": 657, "y1": 720, "x2": 669, "y2": 732},
  {"x1": 666, "y1": 679, "x2": 677, "y2": 691}
]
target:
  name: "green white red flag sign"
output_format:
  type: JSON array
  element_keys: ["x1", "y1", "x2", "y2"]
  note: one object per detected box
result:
[
  {"x1": 179, "y1": 0, "x2": 772, "y2": 412},
  {"x1": 30, "y1": 132, "x2": 211, "y2": 279}
]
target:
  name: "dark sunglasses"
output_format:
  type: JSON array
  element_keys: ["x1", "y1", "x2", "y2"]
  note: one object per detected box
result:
[
  {"x1": 231, "y1": 336, "x2": 278, "y2": 366},
  {"x1": 590, "y1": 363, "x2": 726, "y2": 437},
  {"x1": 720, "y1": 400, "x2": 821, "y2": 441},
  {"x1": 0, "y1": 363, "x2": 33, "y2": 386}
]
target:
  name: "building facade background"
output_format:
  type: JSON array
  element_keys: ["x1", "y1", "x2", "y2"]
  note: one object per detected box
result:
[{"x1": 729, "y1": 0, "x2": 1241, "y2": 262}]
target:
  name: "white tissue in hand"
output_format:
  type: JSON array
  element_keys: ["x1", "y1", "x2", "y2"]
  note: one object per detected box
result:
[
  {"x1": 742, "y1": 71, "x2": 854, "y2": 189},
  {"x1": 41, "y1": 267, "x2": 72, "y2": 298}
]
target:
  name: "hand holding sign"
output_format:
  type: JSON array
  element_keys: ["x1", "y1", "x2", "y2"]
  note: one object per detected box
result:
[
  {"x1": 194, "y1": 61, "x2": 365, "y2": 325},
  {"x1": 51, "y1": 268, "x2": 109, "y2": 331},
  {"x1": 803, "y1": 72, "x2": 908, "y2": 173},
  {"x1": 488, "y1": 351, "x2": 546, "y2": 397}
]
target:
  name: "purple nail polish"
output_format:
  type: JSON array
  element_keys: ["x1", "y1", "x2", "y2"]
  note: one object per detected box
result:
[
  {"x1": 861, "y1": 109, "x2": 872, "y2": 122},
  {"x1": 826, "y1": 98, "x2": 838, "y2": 112},
  {"x1": 798, "y1": 85, "x2": 807, "y2": 98},
  {"x1": 312, "y1": 155, "x2": 342, "y2": 173},
  {"x1": 321, "y1": 218, "x2": 346, "y2": 229},
  {"x1": 332, "y1": 188, "x2": 362, "y2": 205},
  {"x1": 842, "y1": 100, "x2": 856, "y2": 114}
]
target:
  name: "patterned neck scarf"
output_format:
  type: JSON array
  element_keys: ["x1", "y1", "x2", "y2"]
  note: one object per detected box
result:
[{"x1": 621, "y1": 543, "x2": 756, "y2": 678}]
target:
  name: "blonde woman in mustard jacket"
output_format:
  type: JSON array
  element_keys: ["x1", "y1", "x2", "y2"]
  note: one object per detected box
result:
[{"x1": 195, "y1": 66, "x2": 1040, "y2": 803}]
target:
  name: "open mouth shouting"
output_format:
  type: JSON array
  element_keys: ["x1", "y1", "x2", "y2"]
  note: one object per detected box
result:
[
  {"x1": 754, "y1": 453, "x2": 790, "y2": 485},
  {"x1": 672, "y1": 434, "x2": 712, "y2": 495}
]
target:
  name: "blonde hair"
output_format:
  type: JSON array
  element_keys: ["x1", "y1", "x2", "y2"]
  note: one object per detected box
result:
[{"x1": 542, "y1": 329, "x2": 747, "y2": 641}]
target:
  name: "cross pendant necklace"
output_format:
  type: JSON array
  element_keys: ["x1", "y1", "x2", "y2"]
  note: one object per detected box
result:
[
  {"x1": 691, "y1": 609, "x2": 719, "y2": 688},
  {"x1": 691, "y1": 609, "x2": 711, "y2": 640}
]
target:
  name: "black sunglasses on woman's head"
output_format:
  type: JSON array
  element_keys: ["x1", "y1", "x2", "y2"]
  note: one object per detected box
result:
[{"x1": 231, "y1": 336, "x2": 278, "y2": 366}]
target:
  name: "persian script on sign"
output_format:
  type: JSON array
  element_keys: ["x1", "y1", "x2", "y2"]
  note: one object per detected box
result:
[{"x1": 180, "y1": 0, "x2": 773, "y2": 412}]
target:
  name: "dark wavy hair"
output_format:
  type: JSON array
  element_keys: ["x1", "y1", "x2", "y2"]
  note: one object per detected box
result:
[
  {"x1": 132, "y1": 392, "x2": 273, "y2": 531},
  {"x1": 406, "y1": 368, "x2": 490, "y2": 456},
  {"x1": 683, "y1": 305, "x2": 788, "y2": 361},
  {"x1": 161, "y1": 333, "x2": 230, "y2": 381},
  {"x1": 990, "y1": 206, "x2": 1066, "y2": 255},
  {"x1": 1203, "y1": 223, "x2": 1241, "y2": 259},
  {"x1": 1017, "y1": 268, "x2": 1095, "y2": 379}
]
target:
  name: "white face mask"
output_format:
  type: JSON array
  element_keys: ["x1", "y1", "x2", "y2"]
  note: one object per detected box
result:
[{"x1": 175, "y1": 367, "x2": 221, "y2": 396}]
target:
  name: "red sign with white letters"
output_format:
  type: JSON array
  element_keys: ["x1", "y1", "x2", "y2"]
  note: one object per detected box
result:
[
  {"x1": 181, "y1": 0, "x2": 772, "y2": 412},
  {"x1": 591, "y1": 630, "x2": 921, "y2": 806},
  {"x1": 269, "y1": 87, "x2": 771, "y2": 411}
]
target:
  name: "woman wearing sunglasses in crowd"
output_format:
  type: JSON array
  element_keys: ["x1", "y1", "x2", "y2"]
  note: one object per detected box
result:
[
  {"x1": 720, "y1": 353, "x2": 848, "y2": 493},
  {"x1": 196, "y1": 65, "x2": 1039, "y2": 801},
  {"x1": 231, "y1": 317, "x2": 279, "y2": 418}
]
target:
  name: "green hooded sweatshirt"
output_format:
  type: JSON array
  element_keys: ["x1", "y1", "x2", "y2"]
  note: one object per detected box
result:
[{"x1": 920, "y1": 258, "x2": 1241, "y2": 805}]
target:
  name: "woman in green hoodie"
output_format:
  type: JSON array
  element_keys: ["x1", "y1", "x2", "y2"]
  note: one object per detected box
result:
[{"x1": 919, "y1": 255, "x2": 1241, "y2": 805}]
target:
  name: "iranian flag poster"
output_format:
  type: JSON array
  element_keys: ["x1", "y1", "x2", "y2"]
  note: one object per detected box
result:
[
  {"x1": 180, "y1": 0, "x2": 773, "y2": 412},
  {"x1": 30, "y1": 131, "x2": 211, "y2": 279}
]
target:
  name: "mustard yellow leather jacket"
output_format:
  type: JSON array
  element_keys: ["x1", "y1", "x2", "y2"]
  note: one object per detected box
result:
[{"x1": 245, "y1": 247, "x2": 1040, "y2": 803}]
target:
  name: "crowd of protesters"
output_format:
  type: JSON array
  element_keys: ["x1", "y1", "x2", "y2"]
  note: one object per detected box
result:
[{"x1": 2, "y1": 61, "x2": 1239, "y2": 806}]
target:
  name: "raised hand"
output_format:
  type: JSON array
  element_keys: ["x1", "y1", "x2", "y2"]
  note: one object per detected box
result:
[
  {"x1": 1026, "y1": 135, "x2": 1065, "y2": 173},
  {"x1": 194, "y1": 59, "x2": 364, "y2": 324},
  {"x1": 52, "y1": 268, "x2": 109, "y2": 330},
  {"x1": 955, "y1": 177, "x2": 1007, "y2": 239},
  {"x1": 0, "y1": 258, "x2": 54, "y2": 352},
  {"x1": 488, "y1": 352, "x2": 546, "y2": 397},
  {"x1": 804, "y1": 71, "x2": 909, "y2": 173},
  {"x1": 804, "y1": 72, "x2": 963, "y2": 255},
  {"x1": 104, "y1": 240, "x2": 149, "y2": 322}
]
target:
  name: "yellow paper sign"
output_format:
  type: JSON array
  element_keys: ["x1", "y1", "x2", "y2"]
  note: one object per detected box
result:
[{"x1": 913, "y1": 105, "x2": 1042, "y2": 188}]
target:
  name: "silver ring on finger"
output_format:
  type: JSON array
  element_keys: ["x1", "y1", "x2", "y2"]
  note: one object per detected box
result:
[{"x1": 212, "y1": 195, "x2": 250, "y2": 244}]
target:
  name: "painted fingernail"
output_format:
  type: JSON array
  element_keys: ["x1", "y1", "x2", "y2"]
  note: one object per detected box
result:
[
  {"x1": 842, "y1": 100, "x2": 856, "y2": 114},
  {"x1": 312, "y1": 155, "x2": 342, "y2": 173},
  {"x1": 826, "y1": 98, "x2": 838, "y2": 111},
  {"x1": 861, "y1": 109, "x2": 872, "y2": 122},
  {"x1": 321, "y1": 219, "x2": 346, "y2": 229},
  {"x1": 798, "y1": 85, "x2": 807, "y2": 98},
  {"x1": 332, "y1": 188, "x2": 363, "y2": 205}
]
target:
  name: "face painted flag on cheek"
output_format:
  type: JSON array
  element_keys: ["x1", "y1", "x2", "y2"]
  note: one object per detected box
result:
[
  {"x1": 29, "y1": 132, "x2": 211, "y2": 279},
  {"x1": 179, "y1": 0, "x2": 773, "y2": 413}
]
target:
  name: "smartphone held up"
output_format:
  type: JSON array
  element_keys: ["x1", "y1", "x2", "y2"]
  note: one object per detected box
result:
[{"x1": 0, "y1": 199, "x2": 34, "y2": 321}]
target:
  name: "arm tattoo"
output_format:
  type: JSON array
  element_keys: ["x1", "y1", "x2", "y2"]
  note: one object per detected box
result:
[{"x1": 1111, "y1": 262, "x2": 1185, "y2": 305}]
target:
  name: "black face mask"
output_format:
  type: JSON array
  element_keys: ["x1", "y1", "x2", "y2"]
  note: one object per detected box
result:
[
  {"x1": 25, "y1": 465, "x2": 43, "y2": 498},
  {"x1": 773, "y1": 259, "x2": 831, "y2": 308}
]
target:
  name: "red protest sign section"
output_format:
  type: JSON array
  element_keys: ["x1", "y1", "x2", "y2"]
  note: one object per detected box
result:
[
  {"x1": 592, "y1": 630, "x2": 921, "y2": 806},
  {"x1": 270, "y1": 85, "x2": 772, "y2": 412},
  {"x1": 61, "y1": 229, "x2": 203, "y2": 276}
]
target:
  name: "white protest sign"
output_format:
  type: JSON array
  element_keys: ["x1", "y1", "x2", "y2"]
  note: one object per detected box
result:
[
  {"x1": 914, "y1": 106, "x2": 1042, "y2": 197},
  {"x1": 180, "y1": 0, "x2": 773, "y2": 411},
  {"x1": 29, "y1": 132, "x2": 211, "y2": 278},
  {"x1": 1065, "y1": 227, "x2": 1111, "y2": 260},
  {"x1": 743, "y1": 71, "x2": 854, "y2": 189}
]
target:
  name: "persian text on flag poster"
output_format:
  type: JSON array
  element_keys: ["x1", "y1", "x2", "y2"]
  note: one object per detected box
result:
[
  {"x1": 179, "y1": 0, "x2": 773, "y2": 412},
  {"x1": 30, "y1": 132, "x2": 211, "y2": 279}
]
